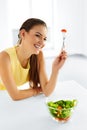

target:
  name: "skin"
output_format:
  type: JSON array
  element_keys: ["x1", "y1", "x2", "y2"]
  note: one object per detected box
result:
[{"x1": 0, "y1": 25, "x2": 67, "y2": 100}]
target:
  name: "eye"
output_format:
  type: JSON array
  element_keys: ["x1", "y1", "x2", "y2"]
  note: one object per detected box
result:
[
  {"x1": 44, "y1": 38, "x2": 47, "y2": 41},
  {"x1": 35, "y1": 34, "x2": 40, "y2": 37}
]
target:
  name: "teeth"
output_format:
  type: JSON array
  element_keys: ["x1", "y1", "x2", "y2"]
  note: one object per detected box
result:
[{"x1": 34, "y1": 44, "x2": 41, "y2": 49}]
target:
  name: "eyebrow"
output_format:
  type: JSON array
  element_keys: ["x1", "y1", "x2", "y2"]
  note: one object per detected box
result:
[{"x1": 36, "y1": 32, "x2": 47, "y2": 39}]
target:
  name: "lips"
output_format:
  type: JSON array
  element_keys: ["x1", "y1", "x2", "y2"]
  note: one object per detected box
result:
[{"x1": 34, "y1": 44, "x2": 41, "y2": 49}]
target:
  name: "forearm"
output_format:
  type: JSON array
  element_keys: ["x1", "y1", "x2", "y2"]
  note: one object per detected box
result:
[
  {"x1": 39, "y1": 50, "x2": 67, "y2": 97},
  {"x1": 10, "y1": 88, "x2": 38, "y2": 101},
  {"x1": 42, "y1": 70, "x2": 59, "y2": 96}
]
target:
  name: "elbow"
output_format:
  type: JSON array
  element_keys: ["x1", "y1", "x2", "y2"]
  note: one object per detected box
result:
[
  {"x1": 9, "y1": 92, "x2": 21, "y2": 101},
  {"x1": 42, "y1": 86, "x2": 53, "y2": 97},
  {"x1": 11, "y1": 97, "x2": 20, "y2": 101},
  {"x1": 11, "y1": 95, "x2": 20, "y2": 101},
  {"x1": 44, "y1": 93, "x2": 51, "y2": 97},
  {"x1": 43, "y1": 90, "x2": 52, "y2": 97}
]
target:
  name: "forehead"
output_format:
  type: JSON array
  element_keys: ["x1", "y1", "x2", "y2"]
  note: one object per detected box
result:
[{"x1": 29, "y1": 25, "x2": 47, "y2": 37}]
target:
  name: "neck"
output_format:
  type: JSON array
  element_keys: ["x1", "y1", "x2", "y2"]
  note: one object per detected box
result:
[{"x1": 16, "y1": 44, "x2": 31, "y2": 68}]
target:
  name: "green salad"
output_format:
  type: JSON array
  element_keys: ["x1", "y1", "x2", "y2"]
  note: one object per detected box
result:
[{"x1": 47, "y1": 99, "x2": 77, "y2": 121}]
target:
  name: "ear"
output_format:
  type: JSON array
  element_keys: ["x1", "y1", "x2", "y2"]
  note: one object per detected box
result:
[{"x1": 20, "y1": 29, "x2": 26, "y2": 39}]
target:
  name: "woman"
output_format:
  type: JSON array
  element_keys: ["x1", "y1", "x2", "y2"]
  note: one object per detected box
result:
[{"x1": 0, "y1": 18, "x2": 67, "y2": 100}]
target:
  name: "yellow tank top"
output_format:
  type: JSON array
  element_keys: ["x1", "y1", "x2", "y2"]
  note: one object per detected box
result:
[{"x1": 0, "y1": 46, "x2": 30, "y2": 90}]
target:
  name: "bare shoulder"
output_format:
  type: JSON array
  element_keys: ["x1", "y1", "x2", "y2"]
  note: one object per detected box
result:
[
  {"x1": 37, "y1": 51, "x2": 46, "y2": 69},
  {"x1": 38, "y1": 51, "x2": 44, "y2": 61},
  {"x1": 0, "y1": 51, "x2": 10, "y2": 64}
]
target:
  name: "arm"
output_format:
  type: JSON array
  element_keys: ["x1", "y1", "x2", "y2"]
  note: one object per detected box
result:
[
  {"x1": 38, "y1": 51, "x2": 67, "y2": 96},
  {"x1": 0, "y1": 52, "x2": 41, "y2": 100}
]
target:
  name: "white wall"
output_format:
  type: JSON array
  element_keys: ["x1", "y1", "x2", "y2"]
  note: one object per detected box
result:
[
  {"x1": 0, "y1": 0, "x2": 31, "y2": 51},
  {"x1": 84, "y1": 0, "x2": 87, "y2": 55},
  {"x1": 0, "y1": 0, "x2": 11, "y2": 51},
  {"x1": 53, "y1": 0, "x2": 84, "y2": 55}
]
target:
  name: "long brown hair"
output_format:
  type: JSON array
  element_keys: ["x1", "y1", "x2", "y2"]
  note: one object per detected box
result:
[{"x1": 19, "y1": 18, "x2": 47, "y2": 88}]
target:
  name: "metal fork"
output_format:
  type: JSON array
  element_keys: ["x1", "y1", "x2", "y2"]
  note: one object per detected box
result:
[{"x1": 61, "y1": 36, "x2": 66, "y2": 50}]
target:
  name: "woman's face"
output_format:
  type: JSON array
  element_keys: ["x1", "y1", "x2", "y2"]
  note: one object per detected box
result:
[{"x1": 20, "y1": 25, "x2": 47, "y2": 55}]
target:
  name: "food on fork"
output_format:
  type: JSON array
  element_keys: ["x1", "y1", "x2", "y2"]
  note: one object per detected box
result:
[
  {"x1": 61, "y1": 29, "x2": 67, "y2": 50},
  {"x1": 61, "y1": 29, "x2": 67, "y2": 33}
]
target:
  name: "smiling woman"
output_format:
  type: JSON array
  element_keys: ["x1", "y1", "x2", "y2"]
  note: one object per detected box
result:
[{"x1": 0, "y1": 18, "x2": 67, "y2": 101}]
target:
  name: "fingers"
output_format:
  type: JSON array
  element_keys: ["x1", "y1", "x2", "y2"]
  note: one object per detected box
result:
[
  {"x1": 61, "y1": 50, "x2": 67, "y2": 56},
  {"x1": 52, "y1": 50, "x2": 68, "y2": 72},
  {"x1": 33, "y1": 87, "x2": 42, "y2": 96},
  {"x1": 59, "y1": 51, "x2": 67, "y2": 61}
]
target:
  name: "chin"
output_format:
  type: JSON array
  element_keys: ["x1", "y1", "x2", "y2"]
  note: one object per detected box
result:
[
  {"x1": 36, "y1": 51, "x2": 40, "y2": 55},
  {"x1": 35, "y1": 48, "x2": 41, "y2": 54},
  {"x1": 34, "y1": 50, "x2": 40, "y2": 55}
]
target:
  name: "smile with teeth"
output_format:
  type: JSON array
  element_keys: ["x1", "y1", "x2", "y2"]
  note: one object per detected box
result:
[{"x1": 34, "y1": 44, "x2": 41, "y2": 49}]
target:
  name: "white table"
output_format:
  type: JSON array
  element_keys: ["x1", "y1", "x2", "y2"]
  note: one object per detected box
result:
[{"x1": 0, "y1": 80, "x2": 87, "y2": 130}]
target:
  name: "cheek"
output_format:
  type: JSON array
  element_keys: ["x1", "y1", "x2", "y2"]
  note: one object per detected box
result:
[
  {"x1": 33, "y1": 37, "x2": 39, "y2": 42},
  {"x1": 29, "y1": 35, "x2": 37, "y2": 42},
  {"x1": 41, "y1": 44, "x2": 45, "y2": 48}
]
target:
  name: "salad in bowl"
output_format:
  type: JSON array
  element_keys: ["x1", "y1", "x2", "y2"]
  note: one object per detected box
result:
[{"x1": 46, "y1": 98, "x2": 77, "y2": 123}]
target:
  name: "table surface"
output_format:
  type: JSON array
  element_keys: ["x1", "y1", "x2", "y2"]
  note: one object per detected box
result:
[{"x1": 0, "y1": 80, "x2": 87, "y2": 130}]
